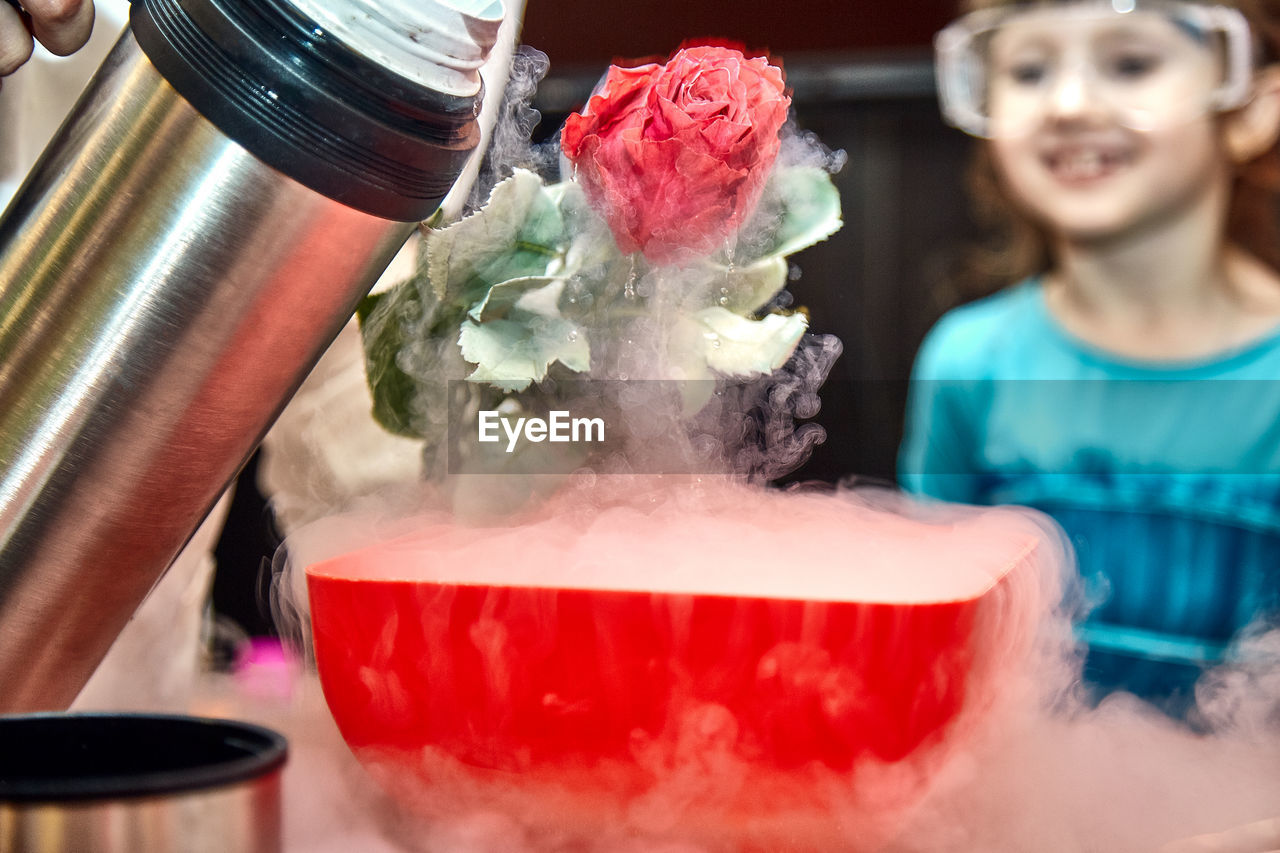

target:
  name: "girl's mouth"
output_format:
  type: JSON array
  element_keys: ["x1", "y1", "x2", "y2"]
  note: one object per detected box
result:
[{"x1": 1042, "y1": 147, "x2": 1133, "y2": 185}]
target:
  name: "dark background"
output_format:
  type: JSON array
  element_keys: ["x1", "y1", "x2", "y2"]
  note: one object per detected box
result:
[
  {"x1": 520, "y1": 0, "x2": 957, "y2": 65},
  {"x1": 213, "y1": 1, "x2": 987, "y2": 634}
]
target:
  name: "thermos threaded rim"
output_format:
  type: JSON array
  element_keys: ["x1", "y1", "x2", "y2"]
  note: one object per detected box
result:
[{"x1": 130, "y1": 0, "x2": 487, "y2": 221}]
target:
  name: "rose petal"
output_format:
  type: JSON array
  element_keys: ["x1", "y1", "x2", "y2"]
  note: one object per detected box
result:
[{"x1": 561, "y1": 45, "x2": 791, "y2": 265}]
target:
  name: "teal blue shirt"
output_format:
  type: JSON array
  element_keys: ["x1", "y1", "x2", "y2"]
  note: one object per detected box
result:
[{"x1": 899, "y1": 280, "x2": 1280, "y2": 710}]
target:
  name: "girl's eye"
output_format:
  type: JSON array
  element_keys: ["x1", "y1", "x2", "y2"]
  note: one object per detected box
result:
[
  {"x1": 1006, "y1": 60, "x2": 1048, "y2": 85},
  {"x1": 1105, "y1": 52, "x2": 1161, "y2": 79}
]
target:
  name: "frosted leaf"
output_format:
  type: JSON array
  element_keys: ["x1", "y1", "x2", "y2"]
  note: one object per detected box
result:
[
  {"x1": 698, "y1": 255, "x2": 788, "y2": 315},
  {"x1": 458, "y1": 279, "x2": 591, "y2": 392},
  {"x1": 467, "y1": 275, "x2": 565, "y2": 323},
  {"x1": 734, "y1": 166, "x2": 842, "y2": 263},
  {"x1": 426, "y1": 169, "x2": 565, "y2": 304},
  {"x1": 696, "y1": 308, "x2": 808, "y2": 377}
]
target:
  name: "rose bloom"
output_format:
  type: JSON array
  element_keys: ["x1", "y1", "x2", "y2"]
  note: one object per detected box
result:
[{"x1": 561, "y1": 45, "x2": 791, "y2": 266}]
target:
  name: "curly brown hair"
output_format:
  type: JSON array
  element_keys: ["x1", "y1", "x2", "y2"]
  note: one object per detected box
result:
[{"x1": 953, "y1": 0, "x2": 1280, "y2": 300}]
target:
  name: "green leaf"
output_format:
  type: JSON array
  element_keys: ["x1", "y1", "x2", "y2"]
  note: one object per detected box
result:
[
  {"x1": 458, "y1": 318, "x2": 590, "y2": 392},
  {"x1": 696, "y1": 307, "x2": 808, "y2": 377},
  {"x1": 358, "y1": 173, "x2": 583, "y2": 438},
  {"x1": 426, "y1": 169, "x2": 566, "y2": 305},
  {"x1": 457, "y1": 278, "x2": 591, "y2": 392},
  {"x1": 549, "y1": 181, "x2": 622, "y2": 279},
  {"x1": 738, "y1": 166, "x2": 842, "y2": 262},
  {"x1": 467, "y1": 275, "x2": 563, "y2": 323},
  {"x1": 543, "y1": 180, "x2": 579, "y2": 210},
  {"x1": 698, "y1": 255, "x2": 789, "y2": 315},
  {"x1": 358, "y1": 286, "x2": 430, "y2": 438}
]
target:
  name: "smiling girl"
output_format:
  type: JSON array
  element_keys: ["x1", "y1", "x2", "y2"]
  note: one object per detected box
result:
[{"x1": 901, "y1": 0, "x2": 1280, "y2": 715}]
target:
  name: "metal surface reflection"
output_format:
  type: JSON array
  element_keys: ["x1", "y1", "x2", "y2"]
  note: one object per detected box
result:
[{"x1": 0, "y1": 25, "x2": 443, "y2": 710}]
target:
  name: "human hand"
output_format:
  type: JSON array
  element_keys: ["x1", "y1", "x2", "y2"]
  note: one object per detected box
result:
[
  {"x1": 1160, "y1": 817, "x2": 1280, "y2": 853},
  {"x1": 0, "y1": 0, "x2": 95, "y2": 80}
]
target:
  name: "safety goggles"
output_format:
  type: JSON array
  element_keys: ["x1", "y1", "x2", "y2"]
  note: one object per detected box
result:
[{"x1": 935, "y1": 0, "x2": 1254, "y2": 138}]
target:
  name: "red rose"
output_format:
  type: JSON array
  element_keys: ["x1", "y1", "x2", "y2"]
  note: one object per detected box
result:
[{"x1": 561, "y1": 46, "x2": 791, "y2": 266}]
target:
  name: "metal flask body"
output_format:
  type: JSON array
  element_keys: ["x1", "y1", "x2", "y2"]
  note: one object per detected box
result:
[
  {"x1": 0, "y1": 0, "x2": 500, "y2": 711},
  {"x1": 0, "y1": 714, "x2": 288, "y2": 853}
]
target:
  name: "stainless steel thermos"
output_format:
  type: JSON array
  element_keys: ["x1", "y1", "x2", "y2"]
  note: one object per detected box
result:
[
  {"x1": 0, "y1": 713, "x2": 288, "y2": 852},
  {"x1": 0, "y1": 0, "x2": 501, "y2": 711}
]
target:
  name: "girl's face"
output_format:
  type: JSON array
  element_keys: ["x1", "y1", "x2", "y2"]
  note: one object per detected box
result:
[{"x1": 944, "y1": 3, "x2": 1250, "y2": 241}]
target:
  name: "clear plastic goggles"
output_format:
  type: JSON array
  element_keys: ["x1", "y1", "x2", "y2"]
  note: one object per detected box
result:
[{"x1": 935, "y1": 0, "x2": 1254, "y2": 138}]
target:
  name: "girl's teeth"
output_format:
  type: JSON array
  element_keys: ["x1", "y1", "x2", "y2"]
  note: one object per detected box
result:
[{"x1": 1055, "y1": 150, "x2": 1113, "y2": 180}]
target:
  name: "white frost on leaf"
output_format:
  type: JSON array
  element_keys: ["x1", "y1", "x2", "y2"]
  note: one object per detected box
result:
[
  {"x1": 696, "y1": 307, "x2": 808, "y2": 377},
  {"x1": 458, "y1": 278, "x2": 591, "y2": 392},
  {"x1": 426, "y1": 169, "x2": 563, "y2": 302}
]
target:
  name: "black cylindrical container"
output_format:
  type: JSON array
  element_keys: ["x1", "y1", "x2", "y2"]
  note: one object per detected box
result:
[{"x1": 0, "y1": 714, "x2": 288, "y2": 852}]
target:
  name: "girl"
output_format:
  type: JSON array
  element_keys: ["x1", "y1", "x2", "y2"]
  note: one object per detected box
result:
[{"x1": 901, "y1": 0, "x2": 1280, "y2": 714}]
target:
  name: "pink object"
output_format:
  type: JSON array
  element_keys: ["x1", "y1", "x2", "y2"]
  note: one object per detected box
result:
[
  {"x1": 234, "y1": 637, "x2": 297, "y2": 702},
  {"x1": 561, "y1": 46, "x2": 790, "y2": 265},
  {"x1": 303, "y1": 485, "x2": 1057, "y2": 837}
]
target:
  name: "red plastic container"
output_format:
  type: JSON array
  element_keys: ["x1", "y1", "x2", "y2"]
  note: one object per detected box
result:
[{"x1": 304, "y1": 489, "x2": 1056, "y2": 841}]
